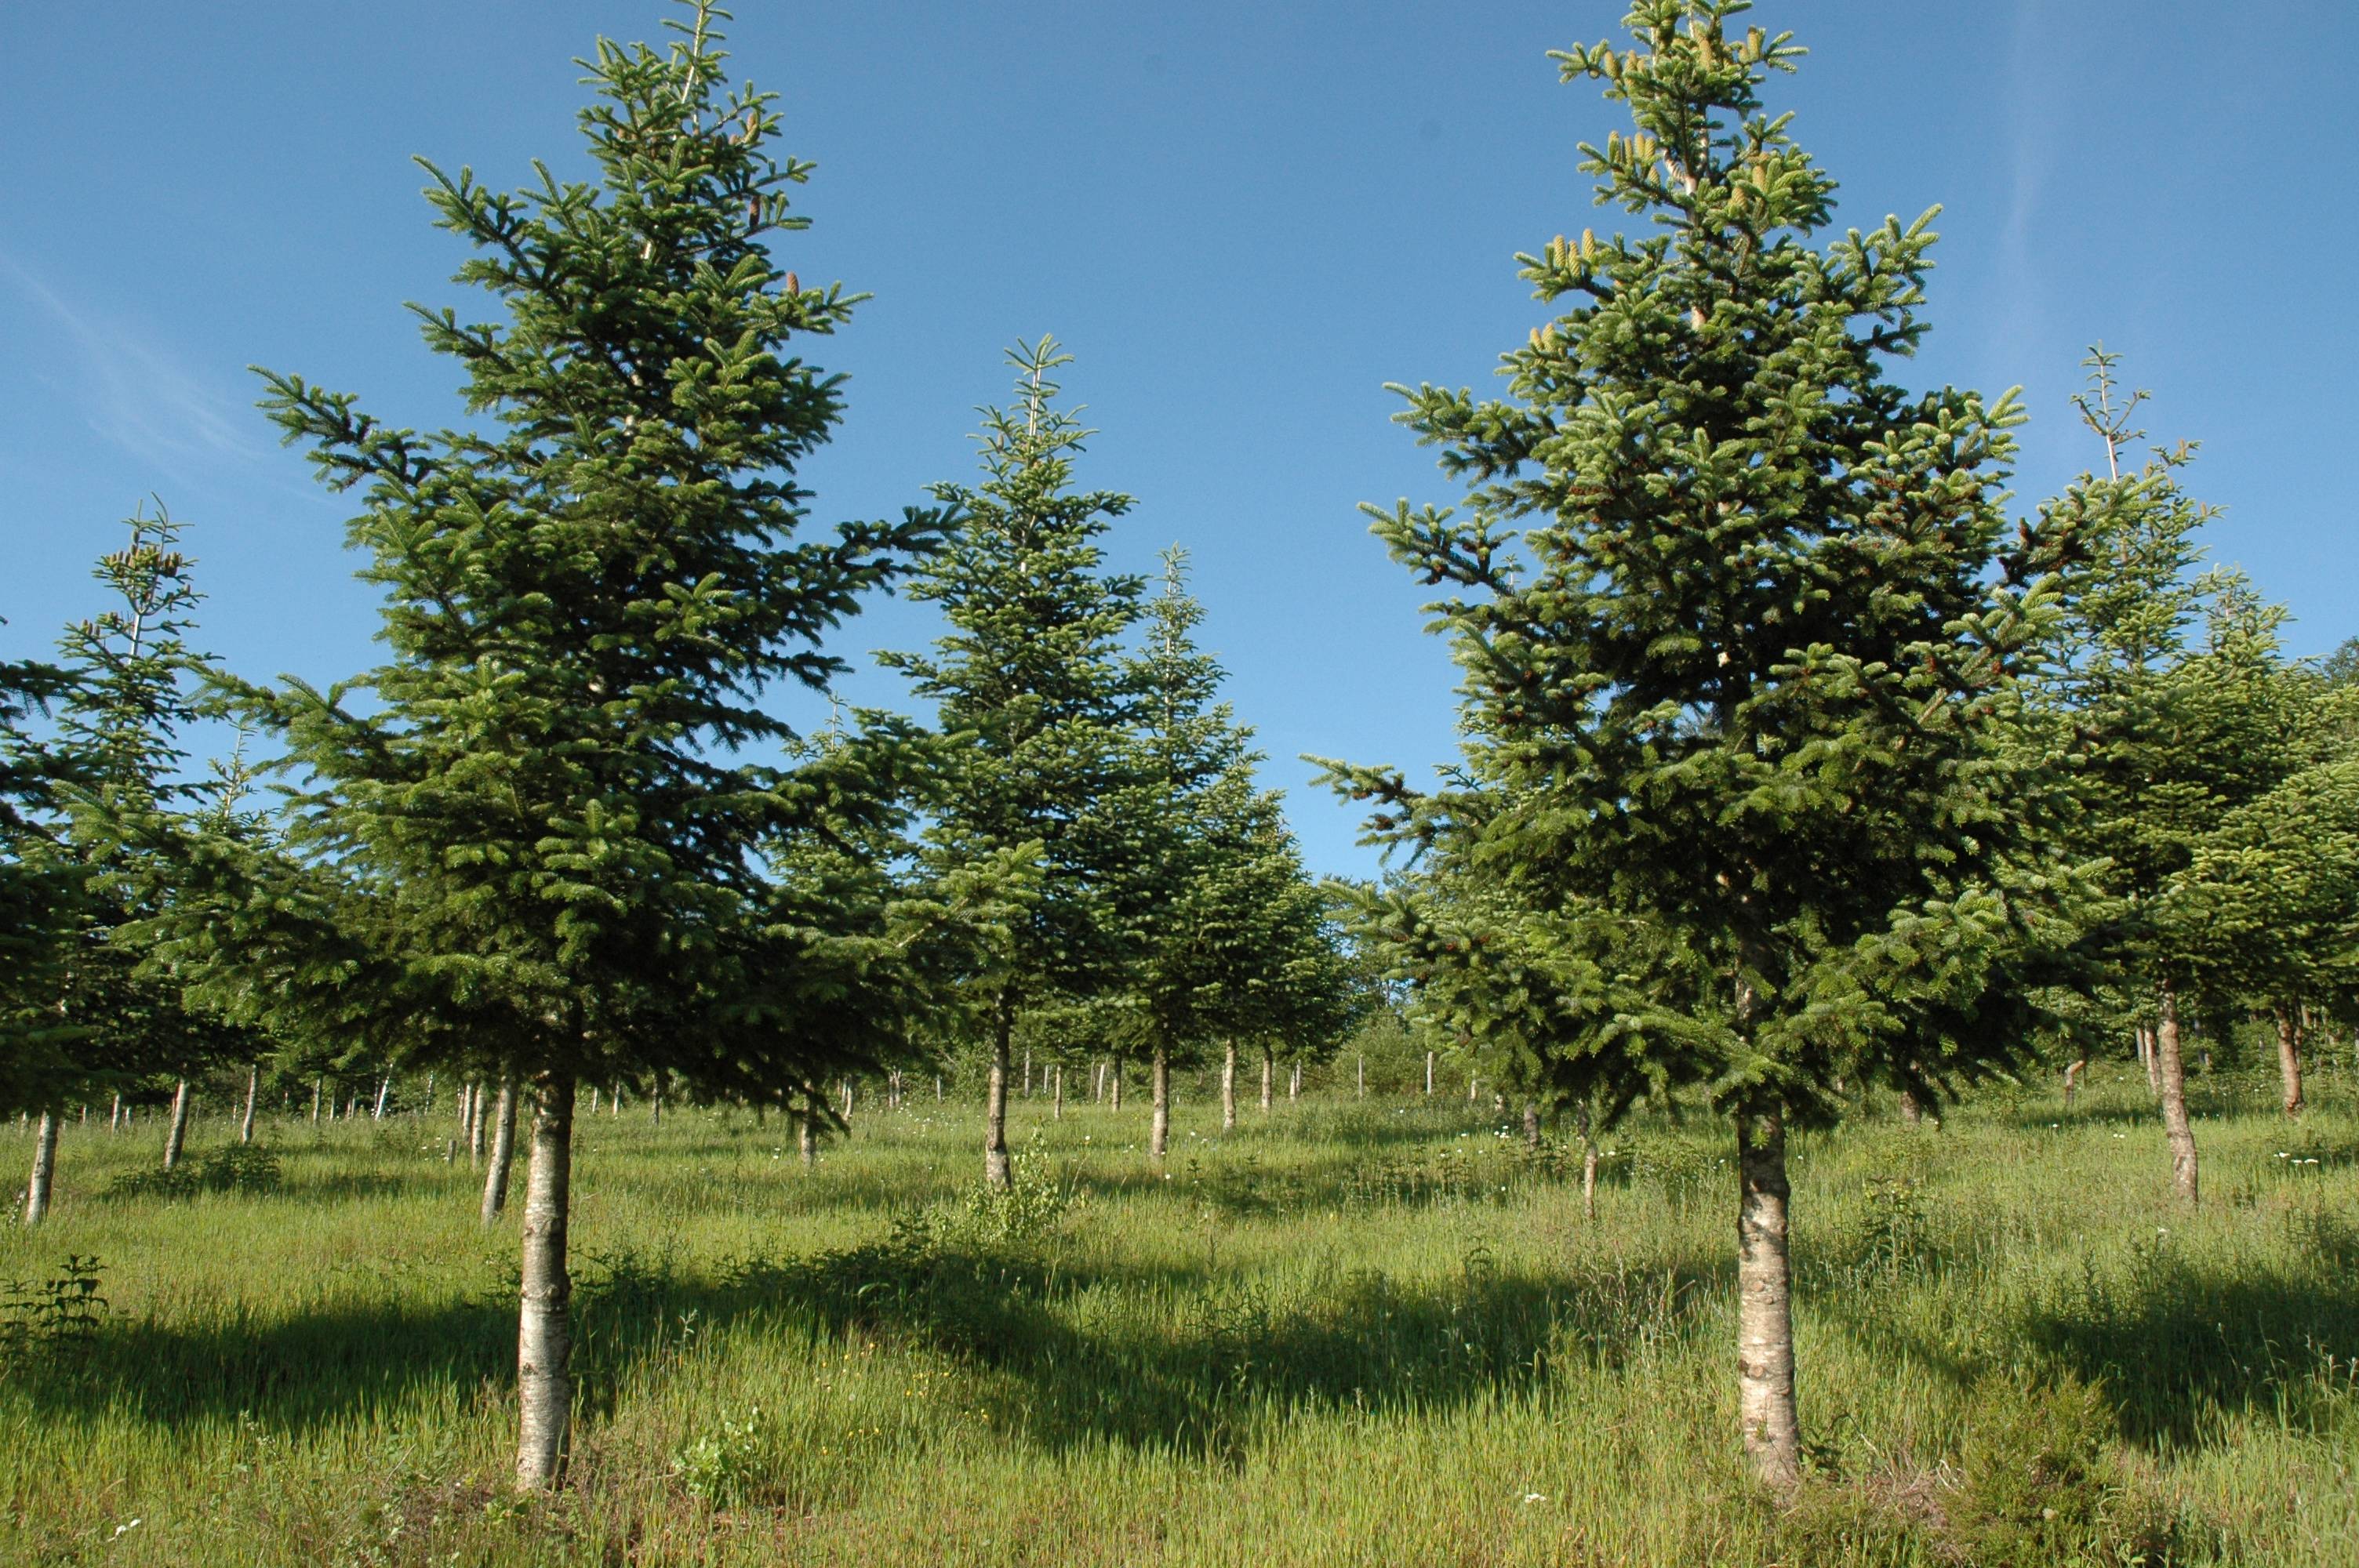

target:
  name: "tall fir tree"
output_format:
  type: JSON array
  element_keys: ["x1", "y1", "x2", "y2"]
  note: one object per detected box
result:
[
  {"x1": 176, "y1": 4, "x2": 945, "y2": 1486},
  {"x1": 1318, "y1": 0, "x2": 2084, "y2": 1486},
  {"x1": 878, "y1": 339, "x2": 1146, "y2": 1187}
]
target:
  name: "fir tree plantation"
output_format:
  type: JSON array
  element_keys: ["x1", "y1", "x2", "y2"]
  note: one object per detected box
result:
[{"x1": 4, "y1": 3, "x2": 2357, "y2": 1564}]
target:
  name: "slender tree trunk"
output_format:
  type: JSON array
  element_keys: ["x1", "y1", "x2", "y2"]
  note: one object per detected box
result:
[
  {"x1": 1094, "y1": 1061, "x2": 1106, "y2": 1102},
  {"x1": 470, "y1": 1084, "x2": 488, "y2": 1167},
  {"x1": 373, "y1": 1075, "x2": 391, "y2": 1120},
  {"x1": 1150, "y1": 1044, "x2": 1171, "y2": 1163},
  {"x1": 936, "y1": 1075, "x2": 943, "y2": 1103},
  {"x1": 2139, "y1": 1025, "x2": 2160, "y2": 1094},
  {"x1": 1289, "y1": 1062, "x2": 1300, "y2": 1102},
  {"x1": 1579, "y1": 1105, "x2": 1598, "y2": 1221},
  {"x1": 1260, "y1": 1047, "x2": 1274, "y2": 1112},
  {"x1": 1221, "y1": 1040, "x2": 1237, "y2": 1132},
  {"x1": 2155, "y1": 982, "x2": 2199, "y2": 1206},
  {"x1": 1523, "y1": 1101, "x2": 1541, "y2": 1150},
  {"x1": 1425, "y1": 1049, "x2": 1434, "y2": 1096},
  {"x1": 610, "y1": 1083, "x2": 621, "y2": 1118},
  {"x1": 240, "y1": 1063, "x2": 260, "y2": 1145},
  {"x1": 457, "y1": 1080, "x2": 473, "y2": 1131},
  {"x1": 798, "y1": 1111, "x2": 815, "y2": 1167},
  {"x1": 841, "y1": 1078, "x2": 852, "y2": 1120},
  {"x1": 984, "y1": 991, "x2": 1013, "y2": 1189},
  {"x1": 1052, "y1": 1065, "x2": 1064, "y2": 1121},
  {"x1": 2062, "y1": 1052, "x2": 2086, "y2": 1108},
  {"x1": 514, "y1": 1072, "x2": 576, "y2": 1491},
  {"x1": 587, "y1": 1084, "x2": 599, "y2": 1117},
  {"x1": 109, "y1": 1092, "x2": 122, "y2": 1133},
  {"x1": 311, "y1": 1079, "x2": 322, "y2": 1123},
  {"x1": 2274, "y1": 1002, "x2": 2304, "y2": 1118},
  {"x1": 1023, "y1": 1047, "x2": 1032, "y2": 1100},
  {"x1": 162, "y1": 1080, "x2": 192, "y2": 1170},
  {"x1": 24, "y1": 1111, "x2": 59, "y2": 1226},
  {"x1": 1736, "y1": 1102, "x2": 1801, "y2": 1491},
  {"x1": 1467, "y1": 1069, "x2": 1478, "y2": 1104},
  {"x1": 651, "y1": 1076, "x2": 663, "y2": 1125},
  {"x1": 1110, "y1": 1062, "x2": 1124, "y2": 1112},
  {"x1": 482, "y1": 1071, "x2": 518, "y2": 1223},
  {"x1": 1898, "y1": 1088, "x2": 1923, "y2": 1127}
]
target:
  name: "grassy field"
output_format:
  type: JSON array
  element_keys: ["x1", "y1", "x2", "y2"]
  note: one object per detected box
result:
[{"x1": 2, "y1": 1064, "x2": 2355, "y2": 1566}]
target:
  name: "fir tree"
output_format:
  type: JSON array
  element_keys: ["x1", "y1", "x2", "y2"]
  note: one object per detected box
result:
[
  {"x1": 179, "y1": 4, "x2": 943, "y2": 1487},
  {"x1": 878, "y1": 339, "x2": 1144, "y2": 1188},
  {"x1": 1318, "y1": 1, "x2": 2081, "y2": 1486}
]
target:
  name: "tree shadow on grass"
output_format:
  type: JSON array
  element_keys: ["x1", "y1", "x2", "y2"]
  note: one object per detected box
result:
[{"x1": 2, "y1": 1218, "x2": 1724, "y2": 1463}]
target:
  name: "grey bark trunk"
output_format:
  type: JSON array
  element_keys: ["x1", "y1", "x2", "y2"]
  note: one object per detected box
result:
[
  {"x1": 25, "y1": 1110, "x2": 59, "y2": 1225},
  {"x1": 514, "y1": 1072, "x2": 575, "y2": 1490},
  {"x1": 469, "y1": 1083, "x2": 489, "y2": 1167},
  {"x1": 162, "y1": 1080, "x2": 192, "y2": 1170},
  {"x1": 1736, "y1": 1102, "x2": 1801, "y2": 1491},
  {"x1": 1425, "y1": 1050, "x2": 1434, "y2": 1096},
  {"x1": 798, "y1": 1112, "x2": 815, "y2": 1167},
  {"x1": 1260, "y1": 1047, "x2": 1273, "y2": 1112},
  {"x1": 1220, "y1": 1040, "x2": 1237, "y2": 1131},
  {"x1": 2139, "y1": 1024, "x2": 2161, "y2": 1094},
  {"x1": 1289, "y1": 1062, "x2": 1300, "y2": 1101},
  {"x1": 1149, "y1": 1045, "x2": 1170, "y2": 1163},
  {"x1": 311, "y1": 1079, "x2": 322, "y2": 1123},
  {"x1": 481, "y1": 1071, "x2": 518, "y2": 1223},
  {"x1": 1898, "y1": 1088, "x2": 1923, "y2": 1127},
  {"x1": 1110, "y1": 1061, "x2": 1123, "y2": 1112},
  {"x1": 109, "y1": 1092, "x2": 122, "y2": 1133},
  {"x1": 2275, "y1": 1002, "x2": 2304, "y2": 1118},
  {"x1": 1580, "y1": 1120, "x2": 1598, "y2": 1221},
  {"x1": 1052, "y1": 1065, "x2": 1063, "y2": 1121},
  {"x1": 984, "y1": 993, "x2": 1012, "y2": 1189},
  {"x1": 240, "y1": 1063, "x2": 260, "y2": 1144},
  {"x1": 373, "y1": 1075, "x2": 390, "y2": 1120},
  {"x1": 2155, "y1": 983, "x2": 2199, "y2": 1204},
  {"x1": 936, "y1": 1075, "x2": 943, "y2": 1103},
  {"x1": 1523, "y1": 1102, "x2": 1541, "y2": 1150}
]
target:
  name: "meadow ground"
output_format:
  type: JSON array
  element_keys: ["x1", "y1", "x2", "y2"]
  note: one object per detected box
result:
[{"x1": 2, "y1": 1065, "x2": 2354, "y2": 1566}]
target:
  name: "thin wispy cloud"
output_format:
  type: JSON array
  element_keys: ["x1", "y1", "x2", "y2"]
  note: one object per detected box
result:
[{"x1": 0, "y1": 249, "x2": 266, "y2": 477}]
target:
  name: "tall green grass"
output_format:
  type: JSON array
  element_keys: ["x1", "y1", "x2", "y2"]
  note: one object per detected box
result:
[{"x1": 4, "y1": 1066, "x2": 2354, "y2": 1565}]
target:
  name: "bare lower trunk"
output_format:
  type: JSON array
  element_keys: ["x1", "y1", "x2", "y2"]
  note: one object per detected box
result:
[
  {"x1": 797, "y1": 1111, "x2": 815, "y2": 1167},
  {"x1": 587, "y1": 1084, "x2": 599, "y2": 1117},
  {"x1": 1289, "y1": 1062, "x2": 1300, "y2": 1102},
  {"x1": 2275, "y1": 1002, "x2": 2304, "y2": 1118},
  {"x1": 1023, "y1": 1048, "x2": 1033, "y2": 1099},
  {"x1": 1424, "y1": 1050, "x2": 1434, "y2": 1095},
  {"x1": 1259, "y1": 1047, "x2": 1273, "y2": 1112},
  {"x1": 936, "y1": 1075, "x2": 943, "y2": 1103},
  {"x1": 1221, "y1": 1041, "x2": 1237, "y2": 1131},
  {"x1": 373, "y1": 1075, "x2": 390, "y2": 1120},
  {"x1": 2139, "y1": 1025, "x2": 2160, "y2": 1094},
  {"x1": 1736, "y1": 1102, "x2": 1801, "y2": 1491},
  {"x1": 2155, "y1": 982, "x2": 2199, "y2": 1206},
  {"x1": 25, "y1": 1111, "x2": 59, "y2": 1225},
  {"x1": 514, "y1": 1073, "x2": 575, "y2": 1490},
  {"x1": 1523, "y1": 1102, "x2": 1541, "y2": 1150},
  {"x1": 109, "y1": 1093, "x2": 122, "y2": 1133},
  {"x1": 457, "y1": 1080, "x2": 474, "y2": 1131},
  {"x1": 469, "y1": 1083, "x2": 489, "y2": 1167},
  {"x1": 1150, "y1": 1045, "x2": 1171, "y2": 1163},
  {"x1": 311, "y1": 1079, "x2": 322, "y2": 1123},
  {"x1": 1052, "y1": 1065, "x2": 1063, "y2": 1121},
  {"x1": 1094, "y1": 1062, "x2": 1106, "y2": 1102},
  {"x1": 162, "y1": 1080, "x2": 192, "y2": 1170},
  {"x1": 984, "y1": 993, "x2": 1012, "y2": 1189},
  {"x1": 1467, "y1": 1070, "x2": 1477, "y2": 1104},
  {"x1": 1579, "y1": 1109, "x2": 1599, "y2": 1222},
  {"x1": 1898, "y1": 1088, "x2": 1923, "y2": 1127},
  {"x1": 1110, "y1": 1062, "x2": 1124, "y2": 1112},
  {"x1": 2062, "y1": 1053, "x2": 2086, "y2": 1107},
  {"x1": 651, "y1": 1076, "x2": 663, "y2": 1124},
  {"x1": 240, "y1": 1063, "x2": 260, "y2": 1144},
  {"x1": 481, "y1": 1072, "x2": 518, "y2": 1223}
]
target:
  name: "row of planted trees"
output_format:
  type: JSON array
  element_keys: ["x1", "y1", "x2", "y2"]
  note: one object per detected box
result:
[
  {"x1": 9, "y1": 0, "x2": 2359, "y2": 1507},
  {"x1": 0, "y1": 3, "x2": 1360, "y2": 1490}
]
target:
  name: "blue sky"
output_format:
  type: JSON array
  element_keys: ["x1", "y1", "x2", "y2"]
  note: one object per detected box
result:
[{"x1": 4, "y1": 2, "x2": 2354, "y2": 879}]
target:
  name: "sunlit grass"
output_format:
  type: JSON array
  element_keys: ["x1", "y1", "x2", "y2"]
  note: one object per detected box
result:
[{"x1": 4, "y1": 1064, "x2": 2354, "y2": 1565}]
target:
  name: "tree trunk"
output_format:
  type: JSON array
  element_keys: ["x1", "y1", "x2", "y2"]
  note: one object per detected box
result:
[
  {"x1": 470, "y1": 1083, "x2": 489, "y2": 1167},
  {"x1": 514, "y1": 1072, "x2": 576, "y2": 1490},
  {"x1": 1052, "y1": 1065, "x2": 1064, "y2": 1120},
  {"x1": 1221, "y1": 1040, "x2": 1237, "y2": 1132},
  {"x1": 651, "y1": 1076, "x2": 663, "y2": 1124},
  {"x1": 373, "y1": 1075, "x2": 391, "y2": 1120},
  {"x1": 1522, "y1": 1102, "x2": 1541, "y2": 1150},
  {"x1": 984, "y1": 992, "x2": 1013, "y2": 1189},
  {"x1": 1467, "y1": 1069, "x2": 1478, "y2": 1104},
  {"x1": 311, "y1": 1079, "x2": 322, "y2": 1123},
  {"x1": 1736, "y1": 1102, "x2": 1801, "y2": 1491},
  {"x1": 1023, "y1": 1047, "x2": 1033, "y2": 1099},
  {"x1": 482, "y1": 1071, "x2": 518, "y2": 1223},
  {"x1": 2062, "y1": 1052, "x2": 2086, "y2": 1108},
  {"x1": 936, "y1": 1075, "x2": 943, "y2": 1103},
  {"x1": 240, "y1": 1062, "x2": 260, "y2": 1144},
  {"x1": 1356, "y1": 1054, "x2": 1365, "y2": 1098},
  {"x1": 1110, "y1": 1062, "x2": 1124, "y2": 1111},
  {"x1": 24, "y1": 1111, "x2": 59, "y2": 1226},
  {"x1": 1094, "y1": 1061, "x2": 1105, "y2": 1102},
  {"x1": 1898, "y1": 1088, "x2": 1923, "y2": 1127},
  {"x1": 1260, "y1": 1047, "x2": 1274, "y2": 1112},
  {"x1": 1579, "y1": 1106, "x2": 1598, "y2": 1222},
  {"x1": 2139, "y1": 1025, "x2": 2160, "y2": 1094},
  {"x1": 108, "y1": 1092, "x2": 122, "y2": 1133},
  {"x1": 162, "y1": 1080, "x2": 192, "y2": 1170},
  {"x1": 457, "y1": 1080, "x2": 473, "y2": 1131},
  {"x1": 798, "y1": 1111, "x2": 815, "y2": 1167},
  {"x1": 1425, "y1": 1049, "x2": 1434, "y2": 1096},
  {"x1": 1289, "y1": 1062, "x2": 1300, "y2": 1102},
  {"x1": 2274, "y1": 1002, "x2": 2304, "y2": 1118},
  {"x1": 587, "y1": 1084, "x2": 599, "y2": 1116},
  {"x1": 1150, "y1": 1044, "x2": 1171, "y2": 1163},
  {"x1": 2155, "y1": 982, "x2": 2199, "y2": 1206}
]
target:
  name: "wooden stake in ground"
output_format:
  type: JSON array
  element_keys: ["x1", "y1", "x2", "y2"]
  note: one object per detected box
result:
[
  {"x1": 481, "y1": 1072, "x2": 518, "y2": 1223},
  {"x1": 2155, "y1": 982, "x2": 2200, "y2": 1203},
  {"x1": 162, "y1": 1079, "x2": 192, "y2": 1170}
]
